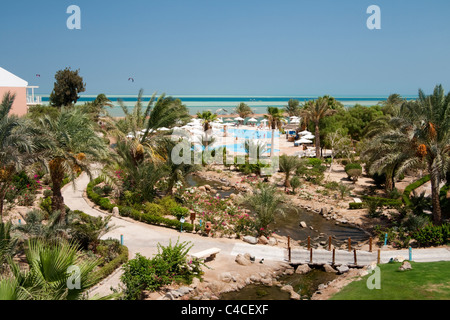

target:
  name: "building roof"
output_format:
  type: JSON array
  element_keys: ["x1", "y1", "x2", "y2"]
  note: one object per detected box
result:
[{"x1": 0, "y1": 67, "x2": 28, "y2": 87}]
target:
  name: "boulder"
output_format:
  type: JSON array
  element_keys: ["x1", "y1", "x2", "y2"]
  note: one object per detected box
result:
[
  {"x1": 290, "y1": 291, "x2": 301, "y2": 300},
  {"x1": 393, "y1": 256, "x2": 406, "y2": 263},
  {"x1": 399, "y1": 261, "x2": 412, "y2": 271},
  {"x1": 258, "y1": 236, "x2": 269, "y2": 245},
  {"x1": 219, "y1": 272, "x2": 233, "y2": 283},
  {"x1": 336, "y1": 265, "x2": 349, "y2": 274},
  {"x1": 203, "y1": 184, "x2": 211, "y2": 191},
  {"x1": 299, "y1": 221, "x2": 307, "y2": 228},
  {"x1": 268, "y1": 237, "x2": 277, "y2": 246},
  {"x1": 112, "y1": 207, "x2": 120, "y2": 216},
  {"x1": 198, "y1": 186, "x2": 207, "y2": 193},
  {"x1": 280, "y1": 285, "x2": 294, "y2": 293},
  {"x1": 243, "y1": 235, "x2": 258, "y2": 244},
  {"x1": 295, "y1": 264, "x2": 311, "y2": 274},
  {"x1": 323, "y1": 264, "x2": 338, "y2": 273},
  {"x1": 235, "y1": 254, "x2": 252, "y2": 266}
]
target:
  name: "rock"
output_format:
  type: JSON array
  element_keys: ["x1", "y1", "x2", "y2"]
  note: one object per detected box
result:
[
  {"x1": 336, "y1": 265, "x2": 349, "y2": 274},
  {"x1": 399, "y1": 261, "x2": 412, "y2": 271},
  {"x1": 290, "y1": 291, "x2": 301, "y2": 300},
  {"x1": 268, "y1": 237, "x2": 277, "y2": 246},
  {"x1": 235, "y1": 254, "x2": 252, "y2": 266},
  {"x1": 281, "y1": 285, "x2": 294, "y2": 293},
  {"x1": 243, "y1": 235, "x2": 258, "y2": 244},
  {"x1": 284, "y1": 267, "x2": 295, "y2": 275},
  {"x1": 318, "y1": 283, "x2": 327, "y2": 290},
  {"x1": 176, "y1": 286, "x2": 193, "y2": 295},
  {"x1": 203, "y1": 184, "x2": 211, "y2": 191},
  {"x1": 250, "y1": 274, "x2": 261, "y2": 282},
  {"x1": 323, "y1": 264, "x2": 338, "y2": 273},
  {"x1": 112, "y1": 207, "x2": 120, "y2": 216},
  {"x1": 295, "y1": 264, "x2": 311, "y2": 274},
  {"x1": 198, "y1": 186, "x2": 207, "y2": 192},
  {"x1": 258, "y1": 236, "x2": 269, "y2": 245},
  {"x1": 220, "y1": 272, "x2": 233, "y2": 283},
  {"x1": 190, "y1": 277, "x2": 201, "y2": 289},
  {"x1": 260, "y1": 278, "x2": 273, "y2": 286},
  {"x1": 393, "y1": 256, "x2": 406, "y2": 263},
  {"x1": 299, "y1": 221, "x2": 307, "y2": 228},
  {"x1": 321, "y1": 207, "x2": 329, "y2": 215}
]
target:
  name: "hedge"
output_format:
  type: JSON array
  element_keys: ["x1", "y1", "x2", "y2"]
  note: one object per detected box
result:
[
  {"x1": 360, "y1": 195, "x2": 402, "y2": 207},
  {"x1": 349, "y1": 202, "x2": 364, "y2": 209},
  {"x1": 86, "y1": 178, "x2": 196, "y2": 232},
  {"x1": 93, "y1": 242, "x2": 129, "y2": 283},
  {"x1": 402, "y1": 175, "x2": 431, "y2": 206}
]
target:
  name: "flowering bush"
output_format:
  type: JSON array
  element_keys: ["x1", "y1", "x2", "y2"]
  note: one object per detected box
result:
[{"x1": 178, "y1": 188, "x2": 255, "y2": 238}]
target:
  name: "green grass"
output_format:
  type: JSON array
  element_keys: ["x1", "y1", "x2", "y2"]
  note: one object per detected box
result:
[{"x1": 330, "y1": 261, "x2": 450, "y2": 300}]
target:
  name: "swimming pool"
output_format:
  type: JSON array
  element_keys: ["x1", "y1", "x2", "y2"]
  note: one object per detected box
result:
[{"x1": 224, "y1": 128, "x2": 279, "y2": 140}]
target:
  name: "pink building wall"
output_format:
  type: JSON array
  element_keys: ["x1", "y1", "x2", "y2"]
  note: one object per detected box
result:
[{"x1": 0, "y1": 87, "x2": 27, "y2": 117}]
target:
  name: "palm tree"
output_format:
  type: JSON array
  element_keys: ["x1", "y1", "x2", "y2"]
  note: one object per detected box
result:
[
  {"x1": 300, "y1": 97, "x2": 337, "y2": 158},
  {"x1": 235, "y1": 103, "x2": 253, "y2": 119},
  {"x1": 196, "y1": 111, "x2": 217, "y2": 148},
  {"x1": 2, "y1": 239, "x2": 106, "y2": 300},
  {"x1": 0, "y1": 93, "x2": 37, "y2": 221},
  {"x1": 242, "y1": 183, "x2": 289, "y2": 236},
  {"x1": 279, "y1": 155, "x2": 300, "y2": 188},
  {"x1": 264, "y1": 107, "x2": 285, "y2": 157},
  {"x1": 0, "y1": 222, "x2": 18, "y2": 270},
  {"x1": 38, "y1": 107, "x2": 109, "y2": 216},
  {"x1": 396, "y1": 85, "x2": 450, "y2": 224},
  {"x1": 284, "y1": 99, "x2": 301, "y2": 117}
]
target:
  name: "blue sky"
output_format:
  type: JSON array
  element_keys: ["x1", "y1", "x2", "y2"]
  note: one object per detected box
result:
[{"x1": 1, "y1": 0, "x2": 450, "y2": 96}]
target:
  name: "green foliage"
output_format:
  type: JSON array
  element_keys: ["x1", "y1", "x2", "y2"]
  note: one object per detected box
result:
[
  {"x1": 121, "y1": 239, "x2": 203, "y2": 300},
  {"x1": 143, "y1": 202, "x2": 164, "y2": 216},
  {"x1": 349, "y1": 202, "x2": 364, "y2": 209},
  {"x1": 0, "y1": 222, "x2": 18, "y2": 268},
  {"x1": 307, "y1": 158, "x2": 322, "y2": 167},
  {"x1": 345, "y1": 163, "x2": 363, "y2": 182},
  {"x1": 290, "y1": 176, "x2": 301, "y2": 194},
  {"x1": 156, "y1": 196, "x2": 178, "y2": 215},
  {"x1": 170, "y1": 206, "x2": 189, "y2": 220},
  {"x1": 402, "y1": 175, "x2": 431, "y2": 206},
  {"x1": 49, "y1": 67, "x2": 86, "y2": 107},
  {"x1": 412, "y1": 224, "x2": 450, "y2": 247}
]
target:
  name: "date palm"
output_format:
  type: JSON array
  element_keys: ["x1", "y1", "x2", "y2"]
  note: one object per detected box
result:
[
  {"x1": 284, "y1": 99, "x2": 301, "y2": 117},
  {"x1": 396, "y1": 85, "x2": 450, "y2": 224},
  {"x1": 235, "y1": 102, "x2": 253, "y2": 119},
  {"x1": 196, "y1": 111, "x2": 217, "y2": 148},
  {"x1": 264, "y1": 107, "x2": 285, "y2": 157},
  {"x1": 300, "y1": 97, "x2": 337, "y2": 158},
  {"x1": 38, "y1": 107, "x2": 109, "y2": 217}
]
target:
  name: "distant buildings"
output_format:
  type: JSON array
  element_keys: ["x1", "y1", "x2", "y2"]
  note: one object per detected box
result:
[{"x1": 0, "y1": 67, "x2": 40, "y2": 116}]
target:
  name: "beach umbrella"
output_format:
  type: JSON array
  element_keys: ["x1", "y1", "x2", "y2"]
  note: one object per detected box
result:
[
  {"x1": 290, "y1": 119, "x2": 300, "y2": 124},
  {"x1": 302, "y1": 134, "x2": 315, "y2": 140},
  {"x1": 297, "y1": 138, "x2": 313, "y2": 144},
  {"x1": 261, "y1": 119, "x2": 268, "y2": 122},
  {"x1": 225, "y1": 118, "x2": 233, "y2": 121},
  {"x1": 299, "y1": 130, "x2": 311, "y2": 136},
  {"x1": 235, "y1": 117, "x2": 244, "y2": 121},
  {"x1": 157, "y1": 127, "x2": 170, "y2": 131},
  {"x1": 248, "y1": 118, "x2": 257, "y2": 122}
]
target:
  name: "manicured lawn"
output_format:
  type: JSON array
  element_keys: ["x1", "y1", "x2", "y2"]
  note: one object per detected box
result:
[{"x1": 330, "y1": 261, "x2": 450, "y2": 300}]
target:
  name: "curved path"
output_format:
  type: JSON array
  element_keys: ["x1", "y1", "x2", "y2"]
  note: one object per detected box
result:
[{"x1": 62, "y1": 172, "x2": 450, "y2": 296}]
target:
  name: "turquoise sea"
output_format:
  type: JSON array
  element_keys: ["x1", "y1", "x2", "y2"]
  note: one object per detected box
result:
[{"x1": 40, "y1": 94, "x2": 417, "y2": 117}]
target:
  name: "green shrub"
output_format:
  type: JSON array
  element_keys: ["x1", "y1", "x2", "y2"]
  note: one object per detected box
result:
[
  {"x1": 349, "y1": 202, "x2": 364, "y2": 209},
  {"x1": 143, "y1": 202, "x2": 164, "y2": 216},
  {"x1": 39, "y1": 196, "x2": 52, "y2": 214},
  {"x1": 307, "y1": 158, "x2": 322, "y2": 167},
  {"x1": 170, "y1": 206, "x2": 189, "y2": 220},
  {"x1": 156, "y1": 196, "x2": 178, "y2": 215},
  {"x1": 413, "y1": 223, "x2": 450, "y2": 247},
  {"x1": 402, "y1": 175, "x2": 431, "y2": 206}
]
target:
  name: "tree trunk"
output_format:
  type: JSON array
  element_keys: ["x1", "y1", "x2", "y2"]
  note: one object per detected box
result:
[
  {"x1": 385, "y1": 168, "x2": 394, "y2": 192},
  {"x1": 285, "y1": 173, "x2": 291, "y2": 188},
  {"x1": 270, "y1": 127, "x2": 275, "y2": 158},
  {"x1": 314, "y1": 121, "x2": 321, "y2": 158},
  {"x1": 430, "y1": 170, "x2": 442, "y2": 225},
  {"x1": 49, "y1": 159, "x2": 66, "y2": 218}
]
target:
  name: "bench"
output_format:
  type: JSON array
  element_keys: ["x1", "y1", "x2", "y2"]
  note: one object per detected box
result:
[
  {"x1": 190, "y1": 248, "x2": 221, "y2": 262},
  {"x1": 353, "y1": 197, "x2": 362, "y2": 203}
]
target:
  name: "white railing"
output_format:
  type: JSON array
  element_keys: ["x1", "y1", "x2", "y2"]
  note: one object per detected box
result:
[{"x1": 26, "y1": 95, "x2": 42, "y2": 105}]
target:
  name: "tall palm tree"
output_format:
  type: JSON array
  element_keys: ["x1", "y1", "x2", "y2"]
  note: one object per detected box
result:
[
  {"x1": 284, "y1": 99, "x2": 301, "y2": 117},
  {"x1": 396, "y1": 85, "x2": 450, "y2": 224},
  {"x1": 300, "y1": 97, "x2": 337, "y2": 158},
  {"x1": 38, "y1": 107, "x2": 109, "y2": 216},
  {"x1": 196, "y1": 111, "x2": 217, "y2": 148},
  {"x1": 0, "y1": 93, "x2": 37, "y2": 221},
  {"x1": 235, "y1": 103, "x2": 253, "y2": 119},
  {"x1": 264, "y1": 107, "x2": 285, "y2": 157}
]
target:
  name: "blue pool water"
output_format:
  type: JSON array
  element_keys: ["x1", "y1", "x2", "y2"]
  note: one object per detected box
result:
[{"x1": 224, "y1": 128, "x2": 279, "y2": 139}]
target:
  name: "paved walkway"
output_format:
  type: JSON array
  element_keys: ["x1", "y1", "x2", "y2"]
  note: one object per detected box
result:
[{"x1": 62, "y1": 171, "x2": 450, "y2": 297}]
